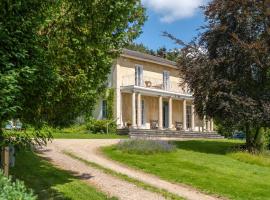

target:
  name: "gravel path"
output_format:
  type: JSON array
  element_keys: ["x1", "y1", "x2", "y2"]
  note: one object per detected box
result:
[
  {"x1": 40, "y1": 140, "x2": 164, "y2": 200},
  {"x1": 43, "y1": 139, "x2": 224, "y2": 200}
]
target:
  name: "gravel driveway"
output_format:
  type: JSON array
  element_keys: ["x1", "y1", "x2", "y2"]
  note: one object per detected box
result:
[{"x1": 41, "y1": 139, "x2": 224, "y2": 200}]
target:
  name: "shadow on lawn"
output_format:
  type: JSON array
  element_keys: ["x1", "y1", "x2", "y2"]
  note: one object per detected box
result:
[
  {"x1": 11, "y1": 150, "x2": 91, "y2": 200},
  {"x1": 173, "y1": 140, "x2": 241, "y2": 155}
]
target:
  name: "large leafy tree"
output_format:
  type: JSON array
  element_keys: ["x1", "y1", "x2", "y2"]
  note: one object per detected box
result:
[
  {"x1": 0, "y1": 0, "x2": 56, "y2": 148},
  {"x1": 0, "y1": 0, "x2": 145, "y2": 145},
  {"x1": 169, "y1": 0, "x2": 270, "y2": 152},
  {"x1": 42, "y1": 0, "x2": 146, "y2": 126}
]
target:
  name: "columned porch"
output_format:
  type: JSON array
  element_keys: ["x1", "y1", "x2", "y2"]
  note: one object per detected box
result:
[{"x1": 119, "y1": 86, "x2": 214, "y2": 132}]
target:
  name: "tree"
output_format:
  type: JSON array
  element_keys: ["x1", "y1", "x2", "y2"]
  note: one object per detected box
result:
[
  {"x1": 0, "y1": 0, "x2": 145, "y2": 168},
  {"x1": 125, "y1": 42, "x2": 155, "y2": 55},
  {"x1": 42, "y1": 0, "x2": 146, "y2": 126},
  {"x1": 0, "y1": 0, "x2": 56, "y2": 147},
  {"x1": 167, "y1": 0, "x2": 270, "y2": 152}
]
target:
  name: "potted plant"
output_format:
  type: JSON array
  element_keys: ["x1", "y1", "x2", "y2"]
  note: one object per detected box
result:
[{"x1": 126, "y1": 121, "x2": 132, "y2": 129}]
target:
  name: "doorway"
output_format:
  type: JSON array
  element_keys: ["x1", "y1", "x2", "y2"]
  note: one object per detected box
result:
[{"x1": 163, "y1": 101, "x2": 169, "y2": 128}]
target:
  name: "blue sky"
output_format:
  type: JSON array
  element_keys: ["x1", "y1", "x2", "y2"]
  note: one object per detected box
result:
[{"x1": 135, "y1": 0, "x2": 208, "y2": 50}]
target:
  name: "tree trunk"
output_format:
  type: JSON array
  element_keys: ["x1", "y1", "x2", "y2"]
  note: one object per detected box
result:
[{"x1": 245, "y1": 125, "x2": 264, "y2": 153}]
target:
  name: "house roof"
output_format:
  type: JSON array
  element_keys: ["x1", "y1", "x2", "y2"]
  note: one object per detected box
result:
[{"x1": 121, "y1": 48, "x2": 177, "y2": 68}]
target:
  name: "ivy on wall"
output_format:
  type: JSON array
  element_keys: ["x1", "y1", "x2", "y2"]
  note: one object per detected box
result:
[{"x1": 104, "y1": 88, "x2": 115, "y2": 120}]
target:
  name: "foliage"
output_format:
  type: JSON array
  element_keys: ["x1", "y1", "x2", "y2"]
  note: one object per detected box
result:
[
  {"x1": 1, "y1": 129, "x2": 51, "y2": 149},
  {"x1": 125, "y1": 43, "x2": 180, "y2": 62},
  {"x1": 104, "y1": 88, "x2": 115, "y2": 120},
  {"x1": 166, "y1": 0, "x2": 270, "y2": 152},
  {"x1": 0, "y1": 0, "x2": 56, "y2": 130},
  {"x1": 86, "y1": 118, "x2": 116, "y2": 134},
  {"x1": 266, "y1": 129, "x2": 270, "y2": 150},
  {"x1": 42, "y1": 0, "x2": 146, "y2": 127},
  {"x1": 0, "y1": 0, "x2": 145, "y2": 167},
  {"x1": 11, "y1": 151, "x2": 115, "y2": 200},
  {"x1": 116, "y1": 139, "x2": 176, "y2": 154},
  {"x1": 44, "y1": 125, "x2": 126, "y2": 139},
  {"x1": 0, "y1": 170, "x2": 36, "y2": 200},
  {"x1": 215, "y1": 120, "x2": 234, "y2": 138},
  {"x1": 125, "y1": 43, "x2": 156, "y2": 55},
  {"x1": 104, "y1": 139, "x2": 270, "y2": 200}
]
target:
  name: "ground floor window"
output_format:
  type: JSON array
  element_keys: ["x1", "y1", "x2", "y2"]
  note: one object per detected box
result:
[
  {"x1": 135, "y1": 99, "x2": 145, "y2": 125},
  {"x1": 102, "y1": 100, "x2": 107, "y2": 119}
]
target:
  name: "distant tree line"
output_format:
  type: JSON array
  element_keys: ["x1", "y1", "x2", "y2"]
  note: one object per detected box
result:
[{"x1": 125, "y1": 43, "x2": 180, "y2": 62}]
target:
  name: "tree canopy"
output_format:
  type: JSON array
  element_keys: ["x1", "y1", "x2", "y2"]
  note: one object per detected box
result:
[
  {"x1": 0, "y1": 1, "x2": 145, "y2": 173},
  {"x1": 0, "y1": 0, "x2": 146, "y2": 142},
  {"x1": 170, "y1": 0, "x2": 270, "y2": 152}
]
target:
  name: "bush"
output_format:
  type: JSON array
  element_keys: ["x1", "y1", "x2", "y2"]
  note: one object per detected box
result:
[
  {"x1": 265, "y1": 129, "x2": 270, "y2": 150},
  {"x1": 86, "y1": 118, "x2": 116, "y2": 134},
  {"x1": 0, "y1": 171, "x2": 36, "y2": 200},
  {"x1": 116, "y1": 139, "x2": 176, "y2": 154}
]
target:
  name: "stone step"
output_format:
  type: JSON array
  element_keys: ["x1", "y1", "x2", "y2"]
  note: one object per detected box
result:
[{"x1": 130, "y1": 134, "x2": 224, "y2": 139}]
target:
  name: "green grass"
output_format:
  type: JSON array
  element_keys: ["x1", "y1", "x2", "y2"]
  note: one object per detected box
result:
[
  {"x1": 21, "y1": 125, "x2": 128, "y2": 139},
  {"x1": 48, "y1": 125, "x2": 128, "y2": 139},
  {"x1": 11, "y1": 151, "x2": 117, "y2": 200},
  {"x1": 102, "y1": 139, "x2": 270, "y2": 200},
  {"x1": 52, "y1": 132, "x2": 128, "y2": 139},
  {"x1": 64, "y1": 151, "x2": 183, "y2": 200}
]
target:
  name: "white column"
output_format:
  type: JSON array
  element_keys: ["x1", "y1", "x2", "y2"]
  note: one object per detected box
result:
[
  {"x1": 207, "y1": 119, "x2": 211, "y2": 132},
  {"x1": 137, "y1": 93, "x2": 141, "y2": 128},
  {"x1": 191, "y1": 104, "x2": 195, "y2": 131},
  {"x1": 182, "y1": 99, "x2": 187, "y2": 131},
  {"x1": 210, "y1": 119, "x2": 214, "y2": 132},
  {"x1": 168, "y1": 97, "x2": 173, "y2": 129},
  {"x1": 118, "y1": 91, "x2": 123, "y2": 128},
  {"x1": 203, "y1": 116, "x2": 206, "y2": 132},
  {"x1": 131, "y1": 92, "x2": 136, "y2": 128},
  {"x1": 158, "y1": 96, "x2": 163, "y2": 130}
]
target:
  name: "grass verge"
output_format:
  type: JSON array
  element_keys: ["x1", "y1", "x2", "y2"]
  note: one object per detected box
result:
[
  {"x1": 102, "y1": 139, "x2": 270, "y2": 200},
  {"x1": 11, "y1": 151, "x2": 117, "y2": 200},
  {"x1": 52, "y1": 132, "x2": 128, "y2": 139},
  {"x1": 64, "y1": 151, "x2": 184, "y2": 200}
]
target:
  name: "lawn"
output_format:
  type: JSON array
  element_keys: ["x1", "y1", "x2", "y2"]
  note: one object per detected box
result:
[
  {"x1": 11, "y1": 151, "x2": 116, "y2": 200},
  {"x1": 19, "y1": 125, "x2": 128, "y2": 139},
  {"x1": 103, "y1": 139, "x2": 270, "y2": 200},
  {"x1": 52, "y1": 132, "x2": 127, "y2": 139}
]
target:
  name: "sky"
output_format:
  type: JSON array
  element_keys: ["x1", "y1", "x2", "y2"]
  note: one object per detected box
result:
[{"x1": 135, "y1": 0, "x2": 209, "y2": 50}]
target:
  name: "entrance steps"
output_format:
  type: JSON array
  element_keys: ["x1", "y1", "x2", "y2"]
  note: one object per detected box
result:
[{"x1": 117, "y1": 129, "x2": 224, "y2": 139}]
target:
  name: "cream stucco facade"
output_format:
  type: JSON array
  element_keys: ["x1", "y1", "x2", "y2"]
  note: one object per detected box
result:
[{"x1": 93, "y1": 49, "x2": 214, "y2": 132}]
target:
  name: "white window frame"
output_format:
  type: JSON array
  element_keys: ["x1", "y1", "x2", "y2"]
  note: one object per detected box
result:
[
  {"x1": 135, "y1": 64, "x2": 143, "y2": 86},
  {"x1": 163, "y1": 71, "x2": 170, "y2": 90}
]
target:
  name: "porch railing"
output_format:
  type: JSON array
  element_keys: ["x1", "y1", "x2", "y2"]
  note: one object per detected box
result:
[{"x1": 121, "y1": 75, "x2": 191, "y2": 95}]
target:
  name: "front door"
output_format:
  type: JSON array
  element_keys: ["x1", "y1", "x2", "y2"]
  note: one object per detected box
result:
[{"x1": 163, "y1": 101, "x2": 169, "y2": 128}]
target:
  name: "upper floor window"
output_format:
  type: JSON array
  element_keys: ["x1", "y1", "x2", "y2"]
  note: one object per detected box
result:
[
  {"x1": 135, "y1": 64, "x2": 143, "y2": 86},
  {"x1": 163, "y1": 71, "x2": 170, "y2": 90}
]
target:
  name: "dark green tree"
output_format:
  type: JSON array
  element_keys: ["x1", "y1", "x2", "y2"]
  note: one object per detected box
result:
[
  {"x1": 0, "y1": 0, "x2": 56, "y2": 148},
  {"x1": 42, "y1": 0, "x2": 146, "y2": 126},
  {"x1": 167, "y1": 0, "x2": 270, "y2": 152},
  {"x1": 0, "y1": 0, "x2": 145, "y2": 151}
]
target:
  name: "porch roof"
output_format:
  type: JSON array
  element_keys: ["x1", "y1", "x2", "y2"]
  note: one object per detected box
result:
[{"x1": 121, "y1": 85, "x2": 193, "y2": 100}]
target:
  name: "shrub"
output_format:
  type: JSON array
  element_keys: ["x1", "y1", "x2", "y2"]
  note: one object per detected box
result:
[
  {"x1": 263, "y1": 128, "x2": 270, "y2": 150},
  {"x1": 116, "y1": 139, "x2": 176, "y2": 154},
  {"x1": 0, "y1": 171, "x2": 36, "y2": 200},
  {"x1": 86, "y1": 118, "x2": 116, "y2": 134}
]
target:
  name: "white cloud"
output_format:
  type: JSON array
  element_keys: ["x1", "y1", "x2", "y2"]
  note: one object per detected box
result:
[{"x1": 142, "y1": 0, "x2": 207, "y2": 23}]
